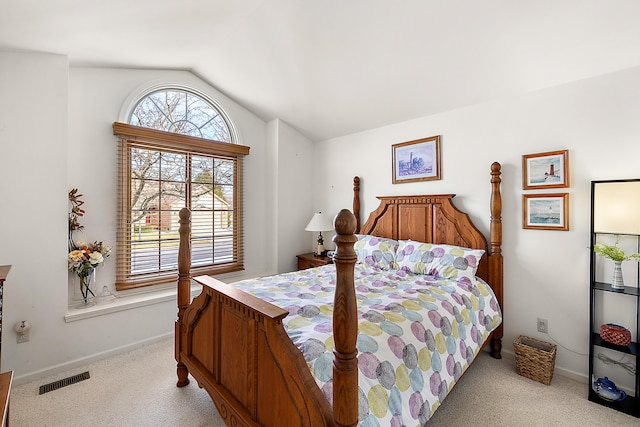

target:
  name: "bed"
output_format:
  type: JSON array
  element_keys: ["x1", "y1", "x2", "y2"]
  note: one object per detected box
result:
[{"x1": 175, "y1": 162, "x2": 503, "y2": 427}]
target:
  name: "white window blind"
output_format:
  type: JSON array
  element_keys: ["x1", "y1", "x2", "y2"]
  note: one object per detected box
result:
[{"x1": 113, "y1": 122, "x2": 249, "y2": 290}]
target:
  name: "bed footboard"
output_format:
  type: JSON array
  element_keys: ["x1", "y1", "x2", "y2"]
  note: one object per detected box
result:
[
  {"x1": 175, "y1": 208, "x2": 359, "y2": 427},
  {"x1": 176, "y1": 275, "x2": 334, "y2": 426}
]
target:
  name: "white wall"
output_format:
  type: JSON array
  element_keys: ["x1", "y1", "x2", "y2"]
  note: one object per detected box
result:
[
  {"x1": 0, "y1": 55, "x2": 290, "y2": 382},
  {"x1": 4, "y1": 49, "x2": 640, "y2": 387},
  {"x1": 0, "y1": 51, "x2": 71, "y2": 375},
  {"x1": 268, "y1": 119, "x2": 315, "y2": 272},
  {"x1": 314, "y1": 65, "x2": 640, "y2": 382}
]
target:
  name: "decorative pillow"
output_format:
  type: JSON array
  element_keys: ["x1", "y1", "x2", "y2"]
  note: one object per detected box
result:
[
  {"x1": 354, "y1": 234, "x2": 399, "y2": 270},
  {"x1": 395, "y1": 239, "x2": 484, "y2": 280}
]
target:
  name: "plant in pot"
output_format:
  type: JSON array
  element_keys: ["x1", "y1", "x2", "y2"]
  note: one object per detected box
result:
[{"x1": 594, "y1": 239, "x2": 640, "y2": 290}]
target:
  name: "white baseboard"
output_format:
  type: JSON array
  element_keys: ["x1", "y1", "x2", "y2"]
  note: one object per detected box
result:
[{"x1": 12, "y1": 333, "x2": 173, "y2": 387}]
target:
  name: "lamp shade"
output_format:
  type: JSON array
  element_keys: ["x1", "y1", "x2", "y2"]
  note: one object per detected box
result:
[
  {"x1": 594, "y1": 182, "x2": 640, "y2": 234},
  {"x1": 305, "y1": 212, "x2": 333, "y2": 232}
]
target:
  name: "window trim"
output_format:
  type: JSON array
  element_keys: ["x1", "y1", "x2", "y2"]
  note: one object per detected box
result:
[
  {"x1": 118, "y1": 82, "x2": 240, "y2": 144},
  {"x1": 113, "y1": 123, "x2": 249, "y2": 157},
  {"x1": 113, "y1": 122, "x2": 249, "y2": 291}
]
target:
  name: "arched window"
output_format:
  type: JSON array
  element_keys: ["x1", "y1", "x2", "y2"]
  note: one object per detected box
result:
[
  {"x1": 130, "y1": 89, "x2": 232, "y2": 142},
  {"x1": 113, "y1": 88, "x2": 249, "y2": 290}
]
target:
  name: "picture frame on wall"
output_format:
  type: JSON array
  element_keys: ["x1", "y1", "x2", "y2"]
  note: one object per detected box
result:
[
  {"x1": 392, "y1": 135, "x2": 441, "y2": 184},
  {"x1": 522, "y1": 149, "x2": 569, "y2": 190},
  {"x1": 523, "y1": 193, "x2": 569, "y2": 231}
]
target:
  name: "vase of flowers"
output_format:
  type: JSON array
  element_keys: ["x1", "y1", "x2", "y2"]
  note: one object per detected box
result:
[
  {"x1": 68, "y1": 241, "x2": 111, "y2": 308},
  {"x1": 68, "y1": 189, "x2": 111, "y2": 308},
  {"x1": 76, "y1": 268, "x2": 95, "y2": 307},
  {"x1": 594, "y1": 240, "x2": 640, "y2": 290}
]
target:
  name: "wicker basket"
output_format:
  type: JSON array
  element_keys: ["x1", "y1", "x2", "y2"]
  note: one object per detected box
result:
[{"x1": 513, "y1": 335, "x2": 557, "y2": 385}]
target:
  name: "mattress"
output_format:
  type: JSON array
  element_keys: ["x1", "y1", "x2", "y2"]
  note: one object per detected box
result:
[{"x1": 233, "y1": 262, "x2": 502, "y2": 426}]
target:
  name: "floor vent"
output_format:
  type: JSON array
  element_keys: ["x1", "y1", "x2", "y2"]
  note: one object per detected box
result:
[{"x1": 39, "y1": 371, "x2": 90, "y2": 395}]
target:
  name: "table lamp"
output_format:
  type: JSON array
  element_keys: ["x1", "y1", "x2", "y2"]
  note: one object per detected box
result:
[{"x1": 305, "y1": 212, "x2": 333, "y2": 256}]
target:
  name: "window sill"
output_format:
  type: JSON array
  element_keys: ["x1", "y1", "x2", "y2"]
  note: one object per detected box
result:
[
  {"x1": 64, "y1": 283, "x2": 201, "y2": 323},
  {"x1": 63, "y1": 270, "x2": 265, "y2": 323}
]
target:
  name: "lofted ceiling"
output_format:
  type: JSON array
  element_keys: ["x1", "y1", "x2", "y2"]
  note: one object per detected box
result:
[{"x1": 2, "y1": 1, "x2": 640, "y2": 141}]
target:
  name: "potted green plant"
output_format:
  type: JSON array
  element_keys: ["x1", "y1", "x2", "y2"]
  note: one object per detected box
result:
[{"x1": 594, "y1": 240, "x2": 640, "y2": 290}]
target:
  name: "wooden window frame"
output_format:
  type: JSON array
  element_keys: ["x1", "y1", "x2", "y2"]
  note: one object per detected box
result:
[{"x1": 113, "y1": 122, "x2": 249, "y2": 291}]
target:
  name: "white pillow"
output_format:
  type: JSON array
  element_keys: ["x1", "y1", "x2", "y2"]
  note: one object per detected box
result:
[
  {"x1": 395, "y1": 240, "x2": 484, "y2": 280},
  {"x1": 354, "y1": 234, "x2": 399, "y2": 270}
]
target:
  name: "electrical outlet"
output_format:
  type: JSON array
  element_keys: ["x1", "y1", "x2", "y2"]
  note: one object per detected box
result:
[
  {"x1": 537, "y1": 318, "x2": 548, "y2": 334},
  {"x1": 17, "y1": 331, "x2": 29, "y2": 343}
]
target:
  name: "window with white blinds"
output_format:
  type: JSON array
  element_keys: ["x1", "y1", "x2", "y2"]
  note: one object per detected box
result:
[{"x1": 112, "y1": 120, "x2": 249, "y2": 290}]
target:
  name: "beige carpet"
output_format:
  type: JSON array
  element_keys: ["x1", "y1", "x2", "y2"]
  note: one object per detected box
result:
[
  {"x1": 11, "y1": 337, "x2": 224, "y2": 427},
  {"x1": 10, "y1": 337, "x2": 639, "y2": 426}
]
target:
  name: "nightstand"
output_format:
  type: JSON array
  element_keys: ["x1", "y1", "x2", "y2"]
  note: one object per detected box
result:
[{"x1": 297, "y1": 253, "x2": 331, "y2": 270}]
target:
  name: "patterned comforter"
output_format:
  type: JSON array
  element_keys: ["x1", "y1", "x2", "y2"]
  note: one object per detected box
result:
[{"x1": 233, "y1": 263, "x2": 502, "y2": 426}]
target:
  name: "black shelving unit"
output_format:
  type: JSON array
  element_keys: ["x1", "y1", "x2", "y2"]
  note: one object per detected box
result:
[{"x1": 588, "y1": 180, "x2": 640, "y2": 417}]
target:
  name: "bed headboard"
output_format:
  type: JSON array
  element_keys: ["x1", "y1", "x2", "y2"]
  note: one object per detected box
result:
[
  {"x1": 351, "y1": 162, "x2": 503, "y2": 290},
  {"x1": 358, "y1": 194, "x2": 490, "y2": 280}
]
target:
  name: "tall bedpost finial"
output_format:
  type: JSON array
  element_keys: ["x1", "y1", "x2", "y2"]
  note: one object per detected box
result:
[
  {"x1": 353, "y1": 176, "x2": 361, "y2": 233},
  {"x1": 177, "y1": 208, "x2": 192, "y2": 320},
  {"x1": 332, "y1": 209, "x2": 358, "y2": 427},
  {"x1": 490, "y1": 162, "x2": 502, "y2": 256},
  {"x1": 489, "y1": 162, "x2": 503, "y2": 359},
  {"x1": 176, "y1": 207, "x2": 192, "y2": 386}
]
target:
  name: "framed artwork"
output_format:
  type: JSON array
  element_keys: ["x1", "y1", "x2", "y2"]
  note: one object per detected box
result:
[
  {"x1": 392, "y1": 136, "x2": 441, "y2": 184},
  {"x1": 522, "y1": 149, "x2": 569, "y2": 190},
  {"x1": 523, "y1": 193, "x2": 569, "y2": 231}
]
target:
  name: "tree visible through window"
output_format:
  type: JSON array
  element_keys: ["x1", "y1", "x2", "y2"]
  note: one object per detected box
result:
[
  {"x1": 130, "y1": 89, "x2": 231, "y2": 142},
  {"x1": 113, "y1": 89, "x2": 249, "y2": 290}
]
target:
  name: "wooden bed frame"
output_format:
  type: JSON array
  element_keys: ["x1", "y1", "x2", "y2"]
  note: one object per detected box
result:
[{"x1": 175, "y1": 162, "x2": 503, "y2": 427}]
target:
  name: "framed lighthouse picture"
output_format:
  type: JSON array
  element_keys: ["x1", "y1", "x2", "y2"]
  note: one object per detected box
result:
[
  {"x1": 523, "y1": 193, "x2": 569, "y2": 230},
  {"x1": 522, "y1": 150, "x2": 569, "y2": 190}
]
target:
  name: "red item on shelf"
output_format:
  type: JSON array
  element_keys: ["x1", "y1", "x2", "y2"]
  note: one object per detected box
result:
[{"x1": 600, "y1": 323, "x2": 632, "y2": 346}]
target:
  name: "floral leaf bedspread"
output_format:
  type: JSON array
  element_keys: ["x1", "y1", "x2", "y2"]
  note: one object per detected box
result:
[{"x1": 233, "y1": 263, "x2": 502, "y2": 426}]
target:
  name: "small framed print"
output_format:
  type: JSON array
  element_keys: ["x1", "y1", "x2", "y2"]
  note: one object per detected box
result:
[
  {"x1": 392, "y1": 136, "x2": 441, "y2": 184},
  {"x1": 523, "y1": 193, "x2": 569, "y2": 231},
  {"x1": 522, "y1": 150, "x2": 569, "y2": 190}
]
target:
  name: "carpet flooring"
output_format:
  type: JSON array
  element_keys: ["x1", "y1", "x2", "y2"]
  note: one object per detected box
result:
[{"x1": 10, "y1": 336, "x2": 639, "y2": 426}]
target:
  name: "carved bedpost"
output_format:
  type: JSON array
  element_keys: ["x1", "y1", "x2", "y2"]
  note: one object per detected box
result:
[
  {"x1": 332, "y1": 209, "x2": 359, "y2": 427},
  {"x1": 176, "y1": 207, "x2": 191, "y2": 386},
  {"x1": 489, "y1": 162, "x2": 503, "y2": 359},
  {"x1": 353, "y1": 176, "x2": 361, "y2": 233}
]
